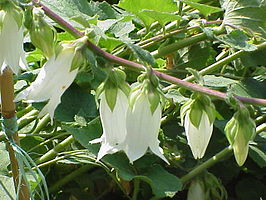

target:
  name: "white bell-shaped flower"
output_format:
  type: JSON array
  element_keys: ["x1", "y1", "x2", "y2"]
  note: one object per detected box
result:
[
  {"x1": 184, "y1": 110, "x2": 213, "y2": 159},
  {"x1": 0, "y1": 9, "x2": 27, "y2": 74},
  {"x1": 124, "y1": 94, "x2": 169, "y2": 164},
  {"x1": 91, "y1": 89, "x2": 129, "y2": 161},
  {"x1": 15, "y1": 47, "x2": 78, "y2": 123}
]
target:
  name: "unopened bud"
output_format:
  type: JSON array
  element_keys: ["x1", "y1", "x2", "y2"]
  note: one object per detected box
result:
[
  {"x1": 29, "y1": 7, "x2": 56, "y2": 58},
  {"x1": 224, "y1": 106, "x2": 256, "y2": 166}
]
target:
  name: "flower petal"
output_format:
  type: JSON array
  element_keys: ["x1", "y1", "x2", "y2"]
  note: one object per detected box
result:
[
  {"x1": 124, "y1": 95, "x2": 168, "y2": 163},
  {"x1": 1, "y1": 13, "x2": 26, "y2": 74},
  {"x1": 93, "y1": 90, "x2": 128, "y2": 160},
  {"x1": 16, "y1": 48, "x2": 78, "y2": 123},
  {"x1": 185, "y1": 111, "x2": 213, "y2": 159}
]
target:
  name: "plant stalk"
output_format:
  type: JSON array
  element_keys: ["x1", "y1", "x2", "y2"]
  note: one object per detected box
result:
[
  {"x1": 31, "y1": 0, "x2": 266, "y2": 107},
  {"x1": 36, "y1": 135, "x2": 74, "y2": 164},
  {"x1": 49, "y1": 164, "x2": 95, "y2": 193},
  {"x1": 0, "y1": 67, "x2": 30, "y2": 200},
  {"x1": 180, "y1": 146, "x2": 232, "y2": 184}
]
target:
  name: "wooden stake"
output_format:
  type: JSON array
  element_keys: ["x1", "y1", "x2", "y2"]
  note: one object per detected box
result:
[{"x1": 0, "y1": 67, "x2": 30, "y2": 200}]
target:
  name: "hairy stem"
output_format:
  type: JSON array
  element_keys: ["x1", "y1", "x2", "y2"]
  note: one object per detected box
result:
[{"x1": 32, "y1": 0, "x2": 266, "y2": 107}]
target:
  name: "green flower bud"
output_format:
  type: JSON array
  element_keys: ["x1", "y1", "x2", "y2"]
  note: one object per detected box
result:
[
  {"x1": 187, "y1": 179, "x2": 205, "y2": 200},
  {"x1": 203, "y1": 172, "x2": 227, "y2": 200},
  {"x1": 29, "y1": 7, "x2": 56, "y2": 58},
  {"x1": 224, "y1": 106, "x2": 256, "y2": 166}
]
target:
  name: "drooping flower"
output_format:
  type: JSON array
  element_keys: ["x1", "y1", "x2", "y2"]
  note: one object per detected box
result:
[
  {"x1": 0, "y1": 2, "x2": 27, "y2": 74},
  {"x1": 181, "y1": 95, "x2": 216, "y2": 159},
  {"x1": 92, "y1": 89, "x2": 129, "y2": 160},
  {"x1": 123, "y1": 72, "x2": 169, "y2": 164},
  {"x1": 15, "y1": 37, "x2": 88, "y2": 123},
  {"x1": 90, "y1": 68, "x2": 130, "y2": 160},
  {"x1": 224, "y1": 106, "x2": 255, "y2": 166}
]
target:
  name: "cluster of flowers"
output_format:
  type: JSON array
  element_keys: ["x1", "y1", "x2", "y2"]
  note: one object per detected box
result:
[
  {"x1": 91, "y1": 68, "x2": 169, "y2": 163},
  {"x1": 1, "y1": 0, "x2": 256, "y2": 166}
]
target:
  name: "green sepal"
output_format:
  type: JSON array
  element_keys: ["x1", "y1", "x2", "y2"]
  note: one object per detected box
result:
[
  {"x1": 95, "y1": 82, "x2": 105, "y2": 102},
  {"x1": 204, "y1": 102, "x2": 216, "y2": 124},
  {"x1": 198, "y1": 95, "x2": 216, "y2": 124},
  {"x1": 236, "y1": 107, "x2": 256, "y2": 142},
  {"x1": 224, "y1": 116, "x2": 238, "y2": 145},
  {"x1": 107, "y1": 68, "x2": 130, "y2": 97},
  {"x1": 180, "y1": 98, "x2": 193, "y2": 125},
  {"x1": 29, "y1": 7, "x2": 57, "y2": 58},
  {"x1": 189, "y1": 101, "x2": 203, "y2": 128},
  {"x1": 70, "y1": 48, "x2": 85, "y2": 71},
  {"x1": 104, "y1": 82, "x2": 118, "y2": 112},
  {"x1": 128, "y1": 83, "x2": 142, "y2": 110},
  {"x1": 5, "y1": 1, "x2": 23, "y2": 28},
  {"x1": 148, "y1": 87, "x2": 160, "y2": 115}
]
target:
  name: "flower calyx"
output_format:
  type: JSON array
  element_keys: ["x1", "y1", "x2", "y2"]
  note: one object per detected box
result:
[
  {"x1": 28, "y1": 7, "x2": 57, "y2": 58},
  {"x1": 57, "y1": 36, "x2": 88, "y2": 71},
  {"x1": 96, "y1": 68, "x2": 130, "y2": 112},
  {"x1": 130, "y1": 69, "x2": 162, "y2": 115}
]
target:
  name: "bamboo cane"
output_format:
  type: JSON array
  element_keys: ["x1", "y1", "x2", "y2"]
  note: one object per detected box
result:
[{"x1": 0, "y1": 67, "x2": 30, "y2": 200}]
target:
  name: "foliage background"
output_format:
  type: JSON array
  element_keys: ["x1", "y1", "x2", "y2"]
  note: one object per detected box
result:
[{"x1": 0, "y1": 0, "x2": 266, "y2": 199}]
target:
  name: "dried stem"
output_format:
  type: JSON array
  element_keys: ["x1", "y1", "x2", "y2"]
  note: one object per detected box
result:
[{"x1": 0, "y1": 68, "x2": 30, "y2": 200}]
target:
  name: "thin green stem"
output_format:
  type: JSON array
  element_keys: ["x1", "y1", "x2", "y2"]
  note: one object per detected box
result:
[
  {"x1": 180, "y1": 146, "x2": 233, "y2": 184},
  {"x1": 49, "y1": 164, "x2": 95, "y2": 193},
  {"x1": 132, "y1": 179, "x2": 140, "y2": 200},
  {"x1": 151, "y1": 32, "x2": 208, "y2": 58},
  {"x1": 16, "y1": 105, "x2": 34, "y2": 118},
  {"x1": 17, "y1": 110, "x2": 38, "y2": 130},
  {"x1": 256, "y1": 123, "x2": 266, "y2": 134},
  {"x1": 36, "y1": 135, "x2": 74, "y2": 164},
  {"x1": 32, "y1": 114, "x2": 50, "y2": 134},
  {"x1": 28, "y1": 132, "x2": 68, "y2": 152}
]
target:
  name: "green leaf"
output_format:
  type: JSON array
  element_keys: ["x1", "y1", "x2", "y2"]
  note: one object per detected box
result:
[
  {"x1": 203, "y1": 75, "x2": 238, "y2": 90},
  {"x1": 221, "y1": 0, "x2": 266, "y2": 38},
  {"x1": 42, "y1": 0, "x2": 120, "y2": 28},
  {"x1": 0, "y1": 175, "x2": 15, "y2": 200},
  {"x1": 249, "y1": 145, "x2": 266, "y2": 168},
  {"x1": 55, "y1": 84, "x2": 97, "y2": 122},
  {"x1": 118, "y1": 0, "x2": 178, "y2": 28},
  {"x1": 230, "y1": 78, "x2": 266, "y2": 99},
  {"x1": 217, "y1": 30, "x2": 257, "y2": 51},
  {"x1": 235, "y1": 177, "x2": 266, "y2": 200},
  {"x1": 165, "y1": 89, "x2": 189, "y2": 104},
  {"x1": 141, "y1": 165, "x2": 182, "y2": 198},
  {"x1": 107, "y1": 18, "x2": 135, "y2": 38},
  {"x1": 180, "y1": 0, "x2": 222, "y2": 16},
  {"x1": 0, "y1": 143, "x2": 10, "y2": 175},
  {"x1": 140, "y1": 10, "x2": 181, "y2": 26},
  {"x1": 126, "y1": 43, "x2": 156, "y2": 66}
]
